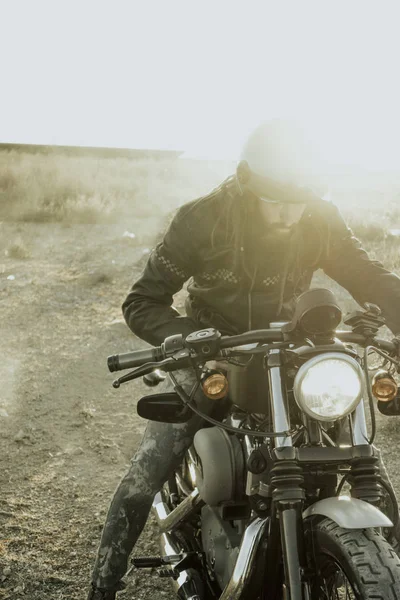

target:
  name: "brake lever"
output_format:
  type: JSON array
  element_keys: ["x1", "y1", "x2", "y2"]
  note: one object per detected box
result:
[{"x1": 112, "y1": 349, "x2": 191, "y2": 388}]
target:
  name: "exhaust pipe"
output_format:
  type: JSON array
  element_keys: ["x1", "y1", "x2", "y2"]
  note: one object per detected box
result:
[
  {"x1": 160, "y1": 531, "x2": 205, "y2": 600},
  {"x1": 152, "y1": 488, "x2": 205, "y2": 599},
  {"x1": 219, "y1": 517, "x2": 268, "y2": 600},
  {"x1": 153, "y1": 488, "x2": 204, "y2": 533},
  {"x1": 153, "y1": 490, "x2": 267, "y2": 599}
]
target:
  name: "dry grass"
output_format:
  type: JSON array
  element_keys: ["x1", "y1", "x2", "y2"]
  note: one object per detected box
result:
[
  {"x1": 4, "y1": 239, "x2": 30, "y2": 259},
  {"x1": 0, "y1": 151, "x2": 171, "y2": 223},
  {"x1": 0, "y1": 151, "x2": 231, "y2": 224},
  {"x1": 1, "y1": 149, "x2": 400, "y2": 266},
  {"x1": 332, "y1": 187, "x2": 400, "y2": 243}
]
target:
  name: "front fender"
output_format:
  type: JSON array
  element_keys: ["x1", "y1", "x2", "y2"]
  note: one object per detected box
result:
[{"x1": 303, "y1": 496, "x2": 393, "y2": 529}]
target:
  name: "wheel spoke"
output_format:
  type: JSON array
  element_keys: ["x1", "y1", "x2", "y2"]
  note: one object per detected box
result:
[
  {"x1": 307, "y1": 520, "x2": 400, "y2": 600},
  {"x1": 317, "y1": 562, "x2": 356, "y2": 599}
]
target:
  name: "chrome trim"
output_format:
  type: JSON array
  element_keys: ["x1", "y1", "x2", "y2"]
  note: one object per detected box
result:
[
  {"x1": 160, "y1": 531, "x2": 203, "y2": 599},
  {"x1": 175, "y1": 471, "x2": 193, "y2": 497},
  {"x1": 153, "y1": 488, "x2": 204, "y2": 533},
  {"x1": 153, "y1": 492, "x2": 169, "y2": 522},
  {"x1": 219, "y1": 518, "x2": 268, "y2": 600},
  {"x1": 246, "y1": 471, "x2": 263, "y2": 496},
  {"x1": 269, "y1": 321, "x2": 290, "y2": 329},
  {"x1": 244, "y1": 434, "x2": 259, "y2": 496},
  {"x1": 244, "y1": 434, "x2": 254, "y2": 459},
  {"x1": 351, "y1": 399, "x2": 369, "y2": 445},
  {"x1": 228, "y1": 415, "x2": 247, "y2": 429},
  {"x1": 268, "y1": 350, "x2": 292, "y2": 448}
]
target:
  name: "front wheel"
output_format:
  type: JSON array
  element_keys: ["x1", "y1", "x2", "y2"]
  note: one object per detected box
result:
[{"x1": 307, "y1": 518, "x2": 400, "y2": 599}]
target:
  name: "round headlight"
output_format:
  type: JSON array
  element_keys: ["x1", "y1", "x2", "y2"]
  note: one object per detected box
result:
[{"x1": 293, "y1": 353, "x2": 364, "y2": 421}]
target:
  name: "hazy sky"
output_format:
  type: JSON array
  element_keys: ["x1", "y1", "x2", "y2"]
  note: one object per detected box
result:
[{"x1": 1, "y1": 0, "x2": 400, "y2": 168}]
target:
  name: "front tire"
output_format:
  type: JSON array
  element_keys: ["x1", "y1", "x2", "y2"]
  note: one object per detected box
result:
[{"x1": 308, "y1": 518, "x2": 400, "y2": 599}]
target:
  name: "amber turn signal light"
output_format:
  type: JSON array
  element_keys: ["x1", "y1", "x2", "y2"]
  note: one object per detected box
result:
[
  {"x1": 372, "y1": 370, "x2": 398, "y2": 402},
  {"x1": 201, "y1": 371, "x2": 228, "y2": 400}
]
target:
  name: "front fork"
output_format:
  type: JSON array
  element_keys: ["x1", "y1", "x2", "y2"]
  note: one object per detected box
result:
[
  {"x1": 266, "y1": 351, "x2": 311, "y2": 599},
  {"x1": 265, "y1": 351, "x2": 386, "y2": 598},
  {"x1": 267, "y1": 453, "x2": 310, "y2": 600}
]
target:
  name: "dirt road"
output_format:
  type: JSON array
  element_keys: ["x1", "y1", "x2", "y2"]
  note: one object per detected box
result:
[
  {"x1": 1, "y1": 217, "x2": 400, "y2": 600},
  {"x1": 0, "y1": 218, "x2": 177, "y2": 599}
]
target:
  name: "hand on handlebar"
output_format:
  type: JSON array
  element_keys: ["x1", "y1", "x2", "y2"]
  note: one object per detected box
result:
[
  {"x1": 107, "y1": 326, "x2": 400, "y2": 389},
  {"x1": 111, "y1": 348, "x2": 191, "y2": 388}
]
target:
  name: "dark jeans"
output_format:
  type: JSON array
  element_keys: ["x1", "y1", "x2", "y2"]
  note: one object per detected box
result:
[{"x1": 91, "y1": 370, "x2": 213, "y2": 590}]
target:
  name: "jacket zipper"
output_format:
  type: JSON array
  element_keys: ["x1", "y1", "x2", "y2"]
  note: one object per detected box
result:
[
  {"x1": 248, "y1": 266, "x2": 257, "y2": 330},
  {"x1": 241, "y1": 243, "x2": 257, "y2": 331},
  {"x1": 248, "y1": 291, "x2": 252, "y2": 330}
]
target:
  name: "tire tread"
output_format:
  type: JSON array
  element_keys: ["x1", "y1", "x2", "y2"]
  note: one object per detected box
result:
[{"x1": 314, "y1": 518, "x2": 400, "y2": 599}]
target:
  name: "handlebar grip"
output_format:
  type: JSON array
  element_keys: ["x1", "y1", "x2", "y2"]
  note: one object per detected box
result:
[{"x1": 107, "y1": 347, "x2": 163, "y2": 372}]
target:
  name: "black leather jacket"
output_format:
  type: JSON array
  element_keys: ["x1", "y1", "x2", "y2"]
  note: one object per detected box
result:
[{"x1": 123, "y1": 177, "x2": 400, "y2": 346}]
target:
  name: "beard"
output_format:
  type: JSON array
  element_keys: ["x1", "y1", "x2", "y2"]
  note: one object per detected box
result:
[{"x1": 263, "y1": 223, "x2": 296, "y2": 244}]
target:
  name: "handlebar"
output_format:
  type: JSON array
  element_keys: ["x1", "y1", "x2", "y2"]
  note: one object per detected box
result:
[
  {"x1": 108, "y1": 329, "x2": 397, "y2": 373},
  {"x1": 107, "y1": 347, "x2": 164, "y2": 372},
  {"x1": 107, "y1": 329, "x2": 286, "y2": 373},
  {"x1": 220, "y1": 329, "x2": 284, "y2": 348},
  {"x1": 336, "y1": 331, "x2": 396, "y2": 354}
]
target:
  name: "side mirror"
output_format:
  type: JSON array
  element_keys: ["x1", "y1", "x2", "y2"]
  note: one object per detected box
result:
[
  {"x1": 137, "y1": 393, "x2": 192, "y2": 423},
  {"x1": 377, "y1": 396, "x2": 400, "y2": 417}
]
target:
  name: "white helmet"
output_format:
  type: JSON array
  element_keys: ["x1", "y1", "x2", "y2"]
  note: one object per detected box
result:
[{"x1": 236, "y1": 120, "x2": 325, "y2": 204}]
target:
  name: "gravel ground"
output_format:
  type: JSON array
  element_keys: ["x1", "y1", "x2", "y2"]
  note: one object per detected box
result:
[{"x1": 0, "y1": 219, "x2": 399, "y2": 600}]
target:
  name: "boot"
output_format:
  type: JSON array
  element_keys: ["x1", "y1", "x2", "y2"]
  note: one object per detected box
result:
[{"x1": 87, "y1": 581, "x2": 126, "y2": 600}]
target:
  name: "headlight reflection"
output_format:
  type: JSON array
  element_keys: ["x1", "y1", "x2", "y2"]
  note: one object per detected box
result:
[{"x1": 293, "y1": 353, "x2": 364, "y2": 421}]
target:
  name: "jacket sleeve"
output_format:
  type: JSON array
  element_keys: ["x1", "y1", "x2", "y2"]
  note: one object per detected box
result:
[
  {"x1": 122, "y1": 205, "x2": 200, "y2": 346},
  {"x1": 320, "y1": 204, "x2": 400, "y2": 335}
]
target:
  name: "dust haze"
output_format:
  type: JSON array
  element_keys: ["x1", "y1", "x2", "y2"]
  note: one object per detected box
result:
[{"x1": 1, "y1": 148, "x2": 400, "y2": 599}]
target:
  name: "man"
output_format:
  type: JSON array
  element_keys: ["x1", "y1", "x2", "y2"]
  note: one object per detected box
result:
[{"x1": 88, "y1": 121, "x2": 400, "y2": 599}]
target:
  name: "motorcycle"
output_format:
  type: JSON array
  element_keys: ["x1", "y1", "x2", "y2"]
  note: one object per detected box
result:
[{"x1": 108, "y1": 288, "x2": 400, "y2": 599}]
